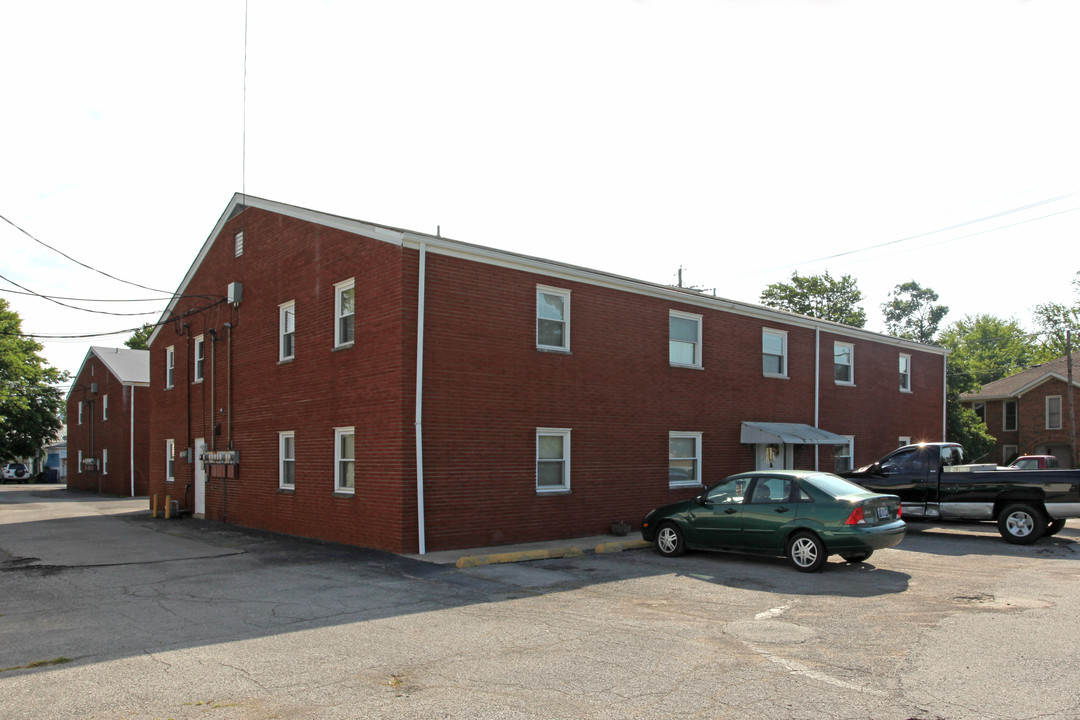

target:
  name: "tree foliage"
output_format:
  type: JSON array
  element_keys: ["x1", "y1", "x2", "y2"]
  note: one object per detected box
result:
[
  {"x1": 936, "y1": 314, "x2": 1040, "y2": 394},
  {"x1": 881, "y1": 281, "x2": 949, "y2": 344},
  {"x1": 759, "y1": 271, "x2": 867, "y2": 327},
  {"x1": 125, "y1": 323, "x2": 155, "y2": 351},
  {"x1": 1031, "y1": 270, "x2": 1079, "y2": 360},
  {"x1": 0, "y1": 299, "x2": 66, "y2": 460}
]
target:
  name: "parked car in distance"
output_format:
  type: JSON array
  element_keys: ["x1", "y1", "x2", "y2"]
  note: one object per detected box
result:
[
  {"x1": 2, "y1": 462, "x2": 30, "y2": 483},
  {"x1": 640, "y1": 470, "x2": 905, "y2": 572},
  {"x1": 1009, "y1": 455, "x2": 1060, "y2": 470}
]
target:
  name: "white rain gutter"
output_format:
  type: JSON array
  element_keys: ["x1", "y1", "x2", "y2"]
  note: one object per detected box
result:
[
  {"x1": 814, "y1": 327, "x2": 821, "y2": 471},
  {"x1": 415, "y1": 243, "x2": 427, "y2": 554}
]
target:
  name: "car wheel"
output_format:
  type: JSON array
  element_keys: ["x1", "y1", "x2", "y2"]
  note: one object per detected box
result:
[
  {"x1": 998, "y1": 503, "x2": 1047, "y2": 545},
  {"x1": 1046, "y1": 518, "x2": 1067, "y2": 536},
  {"x1": 840, "y1": 549, "x2": 873, "y2": 563},
  {"x1": 655, "y1": 523, "x2": 686, "y2": 557},
  {"x1": 786, "y1": 531, "x2": 826, "y2": 573}
]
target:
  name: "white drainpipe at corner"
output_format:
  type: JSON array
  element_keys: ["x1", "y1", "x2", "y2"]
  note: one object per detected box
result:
[
  {"x1": 415, "y1": 242, "x2": 427, "y2": 554},
  {"x1": 130, "y1": 386, "x2": 135, "y2": 497},
  {"x1": 814, "y1": 327, "x2": 821, "y2": 472}
]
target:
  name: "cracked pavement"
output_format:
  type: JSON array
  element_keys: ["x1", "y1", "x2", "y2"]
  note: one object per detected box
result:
[{"x1": 2, "y1": 485, "x2": 1079, "y2": 719}]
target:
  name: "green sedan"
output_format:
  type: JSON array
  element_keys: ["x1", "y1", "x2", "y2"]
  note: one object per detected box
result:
[{"x1": 640, "y1": 470, "x2": 905, "y2": 572}]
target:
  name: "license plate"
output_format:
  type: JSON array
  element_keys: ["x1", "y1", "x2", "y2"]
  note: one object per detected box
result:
[{"x1": 876, "y1": 506, "x2": 889, "y2": 520}]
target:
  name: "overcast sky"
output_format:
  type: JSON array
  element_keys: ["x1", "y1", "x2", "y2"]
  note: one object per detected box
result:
[{"x1": 2, "y1": 0, "x2": 1078, "y2": 381}]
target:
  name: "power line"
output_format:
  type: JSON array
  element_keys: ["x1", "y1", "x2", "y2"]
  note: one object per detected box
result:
[{"x1": 0, "y1": 272, "x2": 165, "y2": 317}]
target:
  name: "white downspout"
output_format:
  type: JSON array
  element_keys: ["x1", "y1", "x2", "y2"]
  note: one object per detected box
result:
[
  {"x1": 942, "y1": 353, "x2": 948, "y2": 441},
  {"x1": 130, "y1": 386, "x2": 135, "y2": 497},
  {"x1": 814, "y1": 328, "x2": 820, "y2": 471},
  {"x1": 415, "y1": 243, "x2": 427, "y2": 554}
]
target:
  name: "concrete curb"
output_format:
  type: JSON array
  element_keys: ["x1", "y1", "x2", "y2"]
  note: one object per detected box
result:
[{"x1": 455, "y1": 538, "x2": 650, "y2": 568}]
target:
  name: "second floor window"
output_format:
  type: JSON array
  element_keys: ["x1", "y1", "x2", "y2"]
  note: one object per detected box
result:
[
  {"x1": 834, "y1": 342, "x2": 854, "y2": 385},
  {"x1": 899, "y1": 354, "x2": 911, "y2": 392},
  {"x1": 280, "y1": 301, "x2": 296, "y2": 361},
  {"x1": 1047, "y1": 396, "x2": 1062, "y2": 430},
  {"x1": 102, "y1": 395, "x2": 109, "y2": 421},
  {"x1": 335, "y1": 280, "x2": 355, "y2": 348},
  {"x1": 166, "y1": 346, "x2": 175, "y2": 389},
  {"x1": 762, "y1": 329, "x2": 787, "y2": 377},
  {"x1": 194, "y1": 335, "x2": 205, "y2": 382},
  {"x1": 669, "y1": 311, "x2": 702, "y2": 367},
  {"x1": 1003, "y1": 400, "x2": 1017, "y2": 432},
  {"x1": 536, "y1": 287, "x2": 570, "y2": 351}
]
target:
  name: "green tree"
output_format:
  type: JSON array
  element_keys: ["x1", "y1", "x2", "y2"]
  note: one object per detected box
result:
[
  {"x1": 0, "y1": 299, "x2": 66, "y2": 460},
  {"x1": 937, "y1": 314, "x2": 1040, "y2": 394},
  {"x1": 944, "y1": 365, "x2": 998, "y2": 461},
  {"x1": 881, "y1": 281, "x2": 949, "y2": 344},
  {"x1": 125, "y1": 323, "x2": 155, "y2": 351},
  {"x1": 1031, "y1": 270, "x2": 1079, "y2": 360},
  {"x1": 759, "y1": 271, "x2": 867, "y2": 327}
]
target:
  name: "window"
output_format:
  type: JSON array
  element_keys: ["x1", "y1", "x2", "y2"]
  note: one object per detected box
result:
[
  {"x1": 78, "y1": 450, "x2": 83, "y2": 474},
  {"x1": 749, "y1": 476, "x2": 794, "y2": 504},
  {"x1": 973, "y1": 402, "x2": 985, "y2": 424},
  {"x1": 166, "y1": 440, "x2": 175, "y2": 482},
  {"x1": 898, "y1": 436, "x2": 912, "y2": 447},
  {"x1": 279, "y1": 431, "x2": 295, "y2": 489},
  {"x1": 669, "y1": 311, "x2": 702, "y2": 367},
  {"x1": 334, "y1": 427, "x2": 355, "y2": 493},
  {"x1": 762, "y1": 329, "x2": 787, "y2": 377},
  {"x1": 102, "y1": 395, "x2": 109, "y2": 421},
  {"x1": 536, "y1": 286, "x2": 570, "y2": 351},
  {"x1": 334, "y1": 279, "x2": 355, "y2": 348},
  {"x1": 833, "y1": 437, "x2": 854, "y2": 474},
  {"x1": 705, "y1": 476, "x2": 750, "y2": 504},
  {"x1": 1003, "y1": 445, "x2": 1018, "y2": 465},
  {"x1": 166, "y1": 346, "x2": 175, "y2": 389},
  {"x1": 834, "y1": 342, "x2": 854, "y2": 384},
  {"x1": 1047, "y1": 396, "x2": 1062, "y2": 430},
  {"x1": 899, "y1": 354, "x2": 912, "y2": 392},
  {"x1": 1003, "y1": 400, "x2": 1017, "y2": 432},
  {"x1": 78, "y1": 401, "x2": 83, "y2": 425},
  {"x1": 235, "y1": 230, "x2": 244, "y2": 257},
  {"x1": 536, "y1": 428, "x2": 571, "y2": 492},
  {"x1": 102, "y1": 448, "x2": 108, "y2": 475},
  {"x1": 280, "y1": 301, "x2": 296, "y2": 361},
  {"x1": 669, "y1": 432, "x2": 702, "y2": 487},
  {"x1": 193, "y1": 335, "x2": 205, "y2": 382}
]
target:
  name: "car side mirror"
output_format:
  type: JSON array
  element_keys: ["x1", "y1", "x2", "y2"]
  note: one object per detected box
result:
[{"x1": 694, "y1": 494, "x2": 707, "y2": 506}]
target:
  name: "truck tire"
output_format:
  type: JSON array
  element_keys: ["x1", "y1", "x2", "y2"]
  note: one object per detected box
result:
[
  {"x1": 1046, "y1": 518, "x2": 1066, "y2": 536},
  {"x1": 997, "y1": 503, "x2": 1047, "y2": 545}
]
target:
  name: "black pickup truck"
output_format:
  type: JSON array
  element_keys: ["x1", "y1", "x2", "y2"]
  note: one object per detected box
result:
[{"x1": 843, "y1": 442, "x2": 1080, "y2": 544}]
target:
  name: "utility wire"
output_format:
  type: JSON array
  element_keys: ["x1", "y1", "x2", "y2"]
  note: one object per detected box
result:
[{"x1": 0, "y1": 272, "x2": 165, "y2": 317}]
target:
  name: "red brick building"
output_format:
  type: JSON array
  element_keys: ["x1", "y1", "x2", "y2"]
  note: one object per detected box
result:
[
  {"x1": 66, "y1": 347, "x2": 150, "y2": 495},
  {"x1": 146, "y1": 194, "x2": 947, "y2": 554},
  {"x1": 961, "y1": 351, "x2": 1079, "y2": 468}
]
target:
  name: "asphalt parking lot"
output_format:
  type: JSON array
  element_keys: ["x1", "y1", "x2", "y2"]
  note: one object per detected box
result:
[{"x1": 2, "y1": 484, "x2": 1079, "y2": 720}]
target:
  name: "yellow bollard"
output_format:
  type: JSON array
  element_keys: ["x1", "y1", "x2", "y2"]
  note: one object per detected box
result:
[
  {"x1": 164, "y1": 495, "x2": 172, "y2": 520},
  {"x1": 151, "y1": 493, "x2": 158, "y2": 518}
]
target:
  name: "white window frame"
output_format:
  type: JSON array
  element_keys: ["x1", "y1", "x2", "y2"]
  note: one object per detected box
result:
[
  {"x1": 536, "y1": 286, "x2": 571, "y2": 352},
  {"x1": 833, "y1": 436, "x2": 854, "y2": 474},
  {"x1": 334, "y1": 279, "x2": 355, "y2": 348},
  {"x1": 1003, "y1": 445, "x2": 1018, "y2": 465},
  {"x1": 669, "y1": 310, "x2": 702, "y2": 368},
  {"x1": 334, "y1": 427, "x2": 355, "y2": 494},
  {"x1": 1003, "y1": 400, "x2": 1018, "y2": 432},
  {"x1": 166, "y1": 346, "x2": 175, "y2": 389},
  {"x1": 536, "y1": 428, "x2": 571, "y2": 493},
  {"x1": 166, "y1": 439, "x2": 175, "y2": 483},
  {"x1": 78, "y1": 449, "x2": 83, "y2": 474},
  {"x1": 668, "y1": 432, "x2": 702, "y2": 488},
  {"x1": 899, "y1": 353, "x2": 912, "y2": 392},
  {"x1": 279, "y1": 301, "x2": 296, "y2": 361},
  {"x1": 102, "y1": 448, "x2": 108, "y2": 476},
  {"x1": 834, "y1": 341, "x2": 854, "y2": 385},
  {"x1": 1046, "y1": 396, "x2": 1062, "y2": 430},
  {"x1": 762, "y1": 328, "x2": 788, "y2": 378},
  {"x1": 898, "y1": 436, "x2": 912, "y2": 447},
  {"x1": 279, "y1": 431, "x2": 295, "y2": 489},
  {"x1": 235, "y1": 230, "x2": 244, "y2": 257},
  {"x1": 78, "y1": 401, "x2": 83, "y2": 425},
  {"x1": 102, "y1": 394, "x2": 109, "y2": 421},
  {"x1": 193, "y1": 335, "x2": 205, "y2": 383}
]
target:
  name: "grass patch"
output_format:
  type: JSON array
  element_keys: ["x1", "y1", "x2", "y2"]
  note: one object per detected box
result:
[{"x1": 0, "y1": 656, "x2": 72, "y2": 673}]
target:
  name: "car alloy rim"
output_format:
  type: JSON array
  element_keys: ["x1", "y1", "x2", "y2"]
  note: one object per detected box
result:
[
  {"x1": 792, "y1": 538, "x2": 818, "y2": 566},
  {"x1": 1006, "y1": 512, "x2": 1033, "y2": 537},
  {"x1": 658, "y1": 528, "x2": 678, "y2": 554}
]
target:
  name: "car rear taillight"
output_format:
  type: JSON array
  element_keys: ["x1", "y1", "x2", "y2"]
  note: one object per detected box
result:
[
  {"x1": 896, "y1": 505, "x2": 901, "y2": 518},
  {"x1": 844, "y1": 506, "x2": 866, "y2": 525}
]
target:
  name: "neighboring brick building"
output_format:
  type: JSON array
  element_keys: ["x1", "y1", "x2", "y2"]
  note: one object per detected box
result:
[
  {"x1": 961, "y1": 351, "x2": 1079, "y2": 468},
  {"x1": 66, "y1": 347, "x2": 150, "y2": 495},
  {"x1": 146, "y1": 194, "x2": 948, "y2": 554}
]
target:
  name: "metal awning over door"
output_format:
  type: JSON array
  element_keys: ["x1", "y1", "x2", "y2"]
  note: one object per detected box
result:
[{"x1": 740, "y1": 422, "x2": 850, "y2": 445}]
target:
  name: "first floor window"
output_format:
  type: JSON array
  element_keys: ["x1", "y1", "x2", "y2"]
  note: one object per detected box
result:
[
  {"x1": 898, "y1": 436, "x2": 912, "y2": 447},
  {"x1": 1003, "y1": 445, "x2": 1018, "y2": 465},
  {"x1": 280, "y1": 301, "x2": 296, "y2": 361},
  {"x1": 279, "y1": 431, "x2": 295, "y2": 488},
  {"x1": 536, "y1": 428, "x2": 570, "y2": 492},
  {"x1": 1047, "y1": 396, "x2": 1062, "y2": 430},
  {"x1": 899, "y1": 354, "x2": 911, "y2": 392},
  {"x1": 833, "y1": 437, "x2": 854, "y2": 474},
  {"x1": 834, "y1": 342, "x2": 854, "y2": 384},
  {"x1": 669, "y1": 432, "x2": 702, "y2": 487},
  {"x1": 669, "y1": 311, "x2": 702, "y2": 367},
  {"x1": 335, "y1": 279, "x2": 355, "y2": 348},
  {"x1": 762, "y1": 329, "x2": 787, "y2": 377},
  {"x1": 166, "y1": 440, "x2": 175, "y2": 482},
  {"x1": 335, "y1": 427, "x2": 355, "y2": 492},
  {"x1": 1003, "y1": 400, "x2": 1017, "y2": 432},
  {"x1": 102, "y1": 448, "x2": 109, "y2": 475},
  {"x1": 78, "y1": 450, "x2": 83, "y2": 474}
]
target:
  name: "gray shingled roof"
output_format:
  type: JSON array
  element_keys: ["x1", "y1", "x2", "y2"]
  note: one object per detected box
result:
[{"x1": 960, "y1": 351, "x2": 1080, "y2": 401}]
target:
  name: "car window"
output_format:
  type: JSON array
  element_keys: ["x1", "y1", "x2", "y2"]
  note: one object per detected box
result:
[
  {"x1": 882, "y1": 448, "x2": 925, "y2": 474},
  {"x1": 748, "y1": 477, "x2": 793, "y2": 504},
  {"x1": 803, "y1": 473, "x2": 871, "y2": 497},
  {"x1": 705, "y1": 477, "x2": 749, "y2": 504}
]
